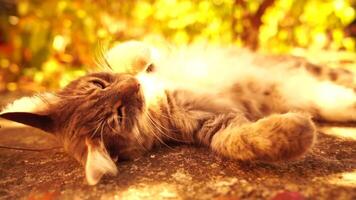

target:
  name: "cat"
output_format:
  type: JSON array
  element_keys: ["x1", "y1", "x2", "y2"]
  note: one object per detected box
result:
[{"x1": 1, "y1": 41, "x2": 355, "y2": 185}]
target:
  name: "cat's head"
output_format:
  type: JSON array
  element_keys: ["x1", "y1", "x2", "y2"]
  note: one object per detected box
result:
[{"x1": 0, "y1": 72, "x2": 146, "y2": 185}]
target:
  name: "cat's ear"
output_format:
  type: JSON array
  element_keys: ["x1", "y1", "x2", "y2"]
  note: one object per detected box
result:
[
  {"x1": 0, "y1": 112, "x2": 54, "y2": 132},
  {"x1": 85, "y1": 138, "x2": 118, "y2": 185},
  {"x1": 0, "y1": 94, "x2": 57, "y2": 133}
]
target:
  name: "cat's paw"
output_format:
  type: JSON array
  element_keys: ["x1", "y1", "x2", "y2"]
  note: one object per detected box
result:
[{"x1": 244, "y1": 112, "x2": 316, "y2": 162}]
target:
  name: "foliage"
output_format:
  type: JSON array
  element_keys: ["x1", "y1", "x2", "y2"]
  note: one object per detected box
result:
[{"x1": 0, "y1": 0, "x2": 355, "y2": 92}]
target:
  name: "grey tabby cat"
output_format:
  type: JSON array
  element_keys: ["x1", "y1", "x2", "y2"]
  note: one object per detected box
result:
[{"x1": 1, "y1": 41, "x2": 355, "y2": 185}]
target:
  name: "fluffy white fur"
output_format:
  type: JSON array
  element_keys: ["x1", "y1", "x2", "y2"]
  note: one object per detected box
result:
[
  {"x1": 107, "y1": 42, "x2": 356, "y2": 122},
  {"x1": 106, "y1": 41, "x2": 152, "y2": 74},
  {"x1": 1, "y1": 93, "x2": 56, "y2": 114}
]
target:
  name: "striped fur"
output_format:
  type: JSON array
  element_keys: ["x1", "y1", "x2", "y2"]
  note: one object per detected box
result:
[{"x1": 1, "y1": 42, "x2": 355, "y2": 185}]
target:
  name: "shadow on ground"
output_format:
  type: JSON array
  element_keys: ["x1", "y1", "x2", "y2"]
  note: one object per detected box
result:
[{"x1": 0, "y1": 122, "x2": 355, "y2": 200}]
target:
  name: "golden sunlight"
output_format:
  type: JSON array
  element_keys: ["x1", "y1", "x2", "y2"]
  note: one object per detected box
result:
[
  {"x1": 108, "y1": 183, "x2": 179, "y2": 200},
  {"x1": 52, "y1": 35, "x2": 67, "y2": 52},
  {"x1": 325, "y1": 170, "x2": 356, "y2": 187},
  {"x1": 321, "y1": 126, "x2": 356, "y2": 140}
]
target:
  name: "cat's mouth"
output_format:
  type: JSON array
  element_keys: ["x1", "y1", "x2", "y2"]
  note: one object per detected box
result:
[{"x1": 117, "y1": 105, "x2": 124, "y2": 124}]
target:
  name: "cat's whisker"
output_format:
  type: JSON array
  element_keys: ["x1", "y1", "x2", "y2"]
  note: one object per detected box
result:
[
  {"x1": 144, "y1": 111, "x2": 184, "y2": 143},
  {"x1": 145, "y1": 110, "x2": 175, "y2": 132},
  {"x1": 147, "y1": 126, "x2": 170, "y2": 148},
  {"x1": 106, "y1": 121, "x2": 117, "y2": 132},
  {"x1": 100, "y1": 120, "x2": 106, "y2": 141},
  {"x1": 91, "y1": 119, "x2": 105, "y2": 139},
  {"x1": 103, "y1": 56, "x2": 113, "y2": 72},
  {"x1": 146, "y1": 112, "x2": 178, "y2": 136},
  {"x1": 142, "y1": 112, "x2": 172, "y2": 148},
  {"x1": 131, "y1": 125, "x2": 149, "y2": 151},
  {"x1": 94, "y1": 41, "x2": 113, "y2": 72},
  {"x1": 112, "y1": 112, "x2": 149, "y2": 152},
  {"x1": 106, "y1": 115, "x2": 116, "y2": 130}
]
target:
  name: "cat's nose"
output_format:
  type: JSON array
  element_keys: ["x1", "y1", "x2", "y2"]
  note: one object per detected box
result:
[{"x1": 120, "y1": 78, "x2": 140, "y2": 96}]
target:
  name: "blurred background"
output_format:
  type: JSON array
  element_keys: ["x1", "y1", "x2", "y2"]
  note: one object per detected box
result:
[{"x1": 0, "y1": 0, "x2": 355, "y2": 92}]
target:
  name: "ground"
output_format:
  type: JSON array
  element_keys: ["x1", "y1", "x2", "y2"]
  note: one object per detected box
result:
[{"x1": 0, "y1": 93, "x2": 355, "y2": 200}]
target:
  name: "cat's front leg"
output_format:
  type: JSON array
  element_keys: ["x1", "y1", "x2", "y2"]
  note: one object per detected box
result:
[{"x1": 209, "y1": 112, "x2": 316, "y2": 162}]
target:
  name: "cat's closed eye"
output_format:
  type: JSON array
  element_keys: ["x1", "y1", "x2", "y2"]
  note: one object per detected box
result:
[{"x1": 90, "y1": 79, "x2": 106, "y2": 89}]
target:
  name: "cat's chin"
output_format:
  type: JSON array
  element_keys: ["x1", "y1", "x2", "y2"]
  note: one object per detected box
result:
[{"x1": 136, "y1": 73, "x2": 166, "y2": 107}]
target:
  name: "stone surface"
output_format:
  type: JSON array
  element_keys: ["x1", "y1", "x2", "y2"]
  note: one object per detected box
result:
[{"x1": 0, "y1": 93, "x2": 355, "y2": 200}]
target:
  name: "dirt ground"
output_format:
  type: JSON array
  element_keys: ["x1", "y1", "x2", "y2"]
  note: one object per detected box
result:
[{"x1": 0, "y1": 93, "x2": 355, "y2": 200}]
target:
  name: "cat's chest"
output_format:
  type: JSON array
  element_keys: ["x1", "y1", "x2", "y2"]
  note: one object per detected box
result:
[{"x1": 168, "y1": 89, "x2": 239, "y2": 115}]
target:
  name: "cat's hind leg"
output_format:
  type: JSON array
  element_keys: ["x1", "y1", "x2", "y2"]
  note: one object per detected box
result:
[
  {"x1": 280, "y1": 74, "x2": 356, "y2": 122},
  {"x1": 210, "y1": 112, "x2": 316, "y2": 162},
  {"x1": 308, "y1": 82, "x2": 356, "y2": 122}
]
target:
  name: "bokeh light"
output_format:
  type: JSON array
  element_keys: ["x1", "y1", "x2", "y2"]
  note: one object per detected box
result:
[{"x1": 0, "y1": 0, "x2": 355, "y2": 92}]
